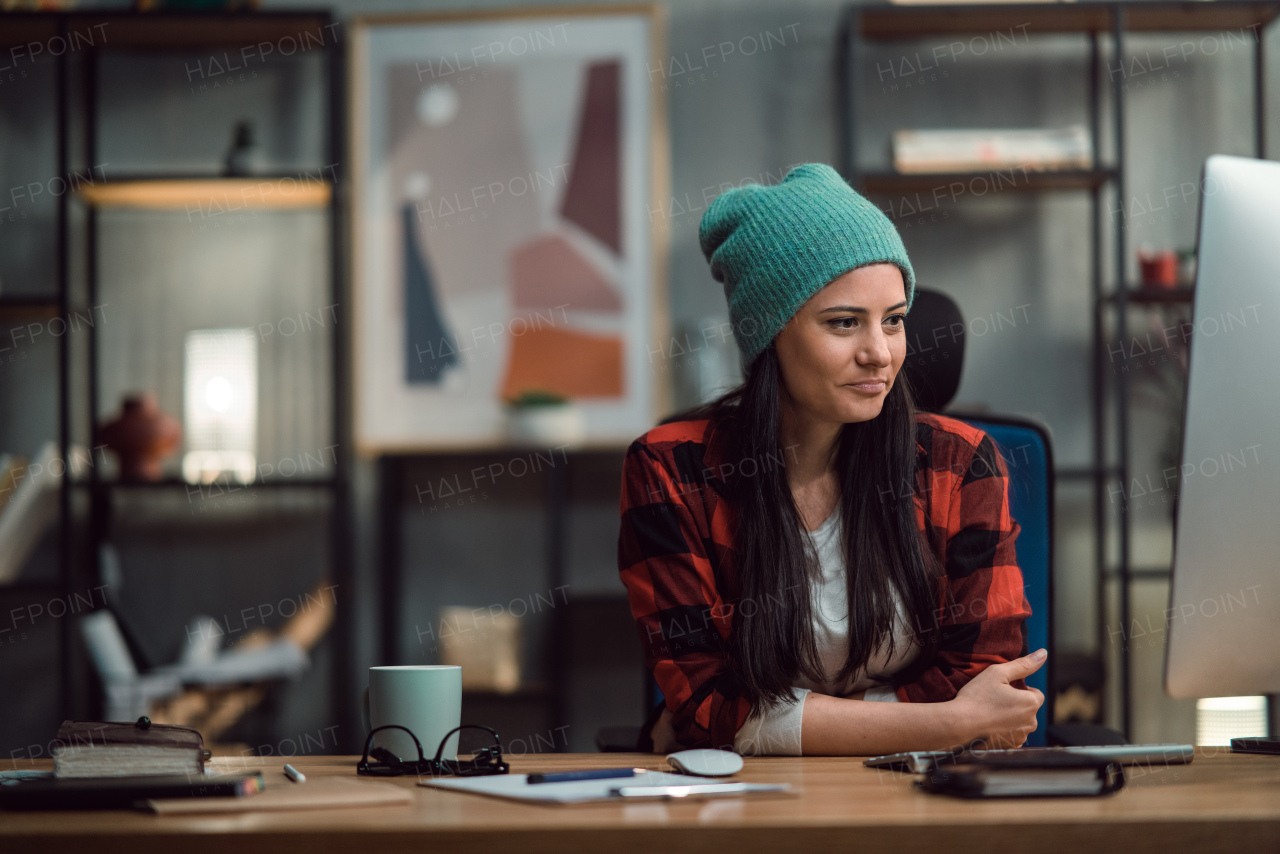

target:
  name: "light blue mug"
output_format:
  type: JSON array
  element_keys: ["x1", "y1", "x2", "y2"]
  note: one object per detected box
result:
[{"x1": 362, "y1": 665, "x2": 462, "y2": 762}]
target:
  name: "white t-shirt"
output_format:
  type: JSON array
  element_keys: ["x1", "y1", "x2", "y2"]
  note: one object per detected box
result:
[{"x1": 732, "y1": 505, "x2": 922, "y2": 756}]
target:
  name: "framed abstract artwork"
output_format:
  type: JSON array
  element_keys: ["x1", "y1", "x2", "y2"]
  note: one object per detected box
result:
[{"x1": 350, "y1": 4, "x2": 670, "y2": 453}]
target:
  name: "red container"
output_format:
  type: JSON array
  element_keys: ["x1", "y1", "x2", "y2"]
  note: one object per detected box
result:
[{"x1": 1137, "y1": 249, "x2": 1179, "y2": 288}]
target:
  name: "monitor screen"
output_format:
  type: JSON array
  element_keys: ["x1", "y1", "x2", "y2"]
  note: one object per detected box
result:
[{"x1": 1164, "y1": 154, "x2": 1280, "y2": 700}]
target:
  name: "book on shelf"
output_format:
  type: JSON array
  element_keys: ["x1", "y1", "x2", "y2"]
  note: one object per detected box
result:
[
  {"x1": 53, "y1": 719, "x2": 207, "y2": 779},
  {"x1": 891, "y1": 125, "x2": 1092, "y2": 174}
]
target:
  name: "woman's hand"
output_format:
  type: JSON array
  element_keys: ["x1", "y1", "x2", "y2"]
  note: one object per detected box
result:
[{"x1": 948, "y1": 649, "x2": 1047, "y2": 749}]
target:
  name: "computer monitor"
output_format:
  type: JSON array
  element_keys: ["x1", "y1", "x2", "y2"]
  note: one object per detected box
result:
[{"x1": 1164, "y1": 154, "x2": 1280, "y2": 737}]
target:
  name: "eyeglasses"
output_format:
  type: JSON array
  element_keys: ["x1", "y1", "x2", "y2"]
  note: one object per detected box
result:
[{"x1": 356, "y1": 724, "x2": 510, "y2": 778}]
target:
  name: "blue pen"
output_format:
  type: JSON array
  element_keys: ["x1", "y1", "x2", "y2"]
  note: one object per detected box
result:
[{"x1": 527, "y1": 767, "x2": 644, "y2": 785}]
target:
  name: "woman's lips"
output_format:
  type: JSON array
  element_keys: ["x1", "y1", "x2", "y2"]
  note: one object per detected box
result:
[{"x1": 846, "y1": 381, "x2": 887, "y2": 393}]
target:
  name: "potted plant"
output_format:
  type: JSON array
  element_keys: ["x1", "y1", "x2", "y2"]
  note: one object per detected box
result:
[{"x1": 503, "y1": 388, "x2": 585, "y2": 449}]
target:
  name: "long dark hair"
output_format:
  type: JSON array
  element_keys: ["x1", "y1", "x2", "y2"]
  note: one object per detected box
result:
[{"x1": 666, "y1": 343, "x2": 944, "y2": 713}]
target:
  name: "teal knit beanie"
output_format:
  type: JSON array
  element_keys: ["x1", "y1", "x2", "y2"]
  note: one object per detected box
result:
[{"x1": 698, "y1": 162, "x2": 916, "y2": 365}]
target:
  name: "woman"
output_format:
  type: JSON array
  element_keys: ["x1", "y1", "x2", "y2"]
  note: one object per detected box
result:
[{"x1": 618, "y1": 163, "x2": 1045, "y2": 756}]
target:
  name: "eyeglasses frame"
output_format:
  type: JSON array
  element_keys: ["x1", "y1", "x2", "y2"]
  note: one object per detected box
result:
[{"x1": 356, "y1": 723, "x2": 510, "y2": 778}]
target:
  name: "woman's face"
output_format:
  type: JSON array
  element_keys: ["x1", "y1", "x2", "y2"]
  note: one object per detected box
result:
[{"x1": 773, "y1": 262, "x2": 908, "y2": 426}]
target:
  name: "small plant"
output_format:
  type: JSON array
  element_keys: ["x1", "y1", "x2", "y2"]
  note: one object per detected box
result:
[{"x1": 504, "y1": 388, "x2": 569, "y2": 408}]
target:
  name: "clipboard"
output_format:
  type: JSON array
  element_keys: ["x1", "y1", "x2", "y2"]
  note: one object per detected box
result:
[{"x1": 419, "y1": 771, "x2": 793, "y2": 804}]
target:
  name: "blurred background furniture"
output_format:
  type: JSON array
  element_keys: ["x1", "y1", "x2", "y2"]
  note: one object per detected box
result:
[
  {"x1": 80, "y1": 578, "x2": 333, "y2": 743},
  {"x1": 377, "y1": 451, "x2": 643, "y2": 753},
  {"x1": 0, "y1": 9, "x2": 353, "y2": 752}
]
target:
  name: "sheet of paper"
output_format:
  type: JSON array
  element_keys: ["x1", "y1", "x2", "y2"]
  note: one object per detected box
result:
[{"x1": 419, "y1": 770, "x2": 723, "y2": 804}]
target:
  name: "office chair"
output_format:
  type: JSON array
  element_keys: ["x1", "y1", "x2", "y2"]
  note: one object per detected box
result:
[{"x1": 597, "y1": 289, "x2": 1072, "y2": 752}]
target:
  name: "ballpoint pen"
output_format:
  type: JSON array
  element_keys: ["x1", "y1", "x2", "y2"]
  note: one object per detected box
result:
[
  {"x1": 609, "y1": 782, "x2": 792, "y2": 800},
  {"x1": 527, "y1": 767, "x2": 646, "y2": 785}
]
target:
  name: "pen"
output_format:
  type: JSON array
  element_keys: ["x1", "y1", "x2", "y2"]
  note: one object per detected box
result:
[
  {"x1": 609, "y1": 782, "x2": 791, "y2": 799},
  {"x1": 527, "y1": 767, "x2": 645, "y2": 785},
  {"x1": 283, "y1": 764, "x2": 306, "y2": 783}
]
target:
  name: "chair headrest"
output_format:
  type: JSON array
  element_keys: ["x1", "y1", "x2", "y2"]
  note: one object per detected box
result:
[{"x1": 902, "y1": 288, "x2": 965, "y2": 412}]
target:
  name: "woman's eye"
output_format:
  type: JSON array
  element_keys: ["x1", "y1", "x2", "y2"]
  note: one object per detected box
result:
[{"x1": 828, "y1": 315, "x2": 904, "y2": 330}]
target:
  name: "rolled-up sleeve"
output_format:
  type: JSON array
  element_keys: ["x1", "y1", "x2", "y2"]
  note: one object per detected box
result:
[
  {"x1": 734, "y1": 684, "x2": 901, "y2": 756},
  {"x1": 733, "y1": 688, "x2": 807, "y2": 756}
]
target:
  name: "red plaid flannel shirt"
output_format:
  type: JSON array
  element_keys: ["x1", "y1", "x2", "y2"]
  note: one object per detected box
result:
[{"x1": 617, "y1": 412, "x2": 1031, "y2": 750}]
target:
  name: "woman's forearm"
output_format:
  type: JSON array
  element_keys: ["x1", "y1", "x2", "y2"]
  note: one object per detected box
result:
[{"x1": 800, "y1": 691, "x2": 962, "y2": 755}]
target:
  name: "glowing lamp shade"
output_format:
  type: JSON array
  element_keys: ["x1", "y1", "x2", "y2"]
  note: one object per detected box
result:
[{"x1": 183, "y1": 329, "x2": 258, "y2": 483}]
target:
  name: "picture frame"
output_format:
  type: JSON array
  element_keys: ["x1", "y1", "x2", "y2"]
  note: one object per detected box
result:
[{"x1": 349, "y1": 4, "x2": 671, "y2": 454}]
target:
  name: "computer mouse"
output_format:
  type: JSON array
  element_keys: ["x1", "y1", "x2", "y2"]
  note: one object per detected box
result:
[{"x1": 665, "y1": 748, "x2": 744, "y2": 777}]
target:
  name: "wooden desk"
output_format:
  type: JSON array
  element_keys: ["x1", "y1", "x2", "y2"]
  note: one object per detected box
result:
[{"x1": 2, "y1": 749, "x2": 1278, "y2": 853}]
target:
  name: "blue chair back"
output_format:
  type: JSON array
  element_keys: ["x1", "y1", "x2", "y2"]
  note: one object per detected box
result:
[{"x1": 956, "y1": 415, "x2": 1054, "y2": 747}]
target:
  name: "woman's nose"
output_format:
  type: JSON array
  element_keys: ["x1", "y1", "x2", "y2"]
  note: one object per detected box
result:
[{"x1": 858, "y1": 330, "x2": 892, "y2": 366}]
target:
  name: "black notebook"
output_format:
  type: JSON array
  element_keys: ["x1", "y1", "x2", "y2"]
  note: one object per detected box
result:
[
  {"x1": 915, "y1": 750, "x2": 1125, "y2": 799},
  {"x1": 0, "y1": 771, "x2": 264, "y2": 811}
]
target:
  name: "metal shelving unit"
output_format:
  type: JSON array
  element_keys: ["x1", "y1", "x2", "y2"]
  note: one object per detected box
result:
[
  {"x1": 0, "y1": 10, "x2": 354, "y2": 747},
  {"x1": 377, "y1": 448, "x2": 631, "y2": 753},
  {"x1": 840, "y1": 1, "x2": 1277, "y2": 737}
]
